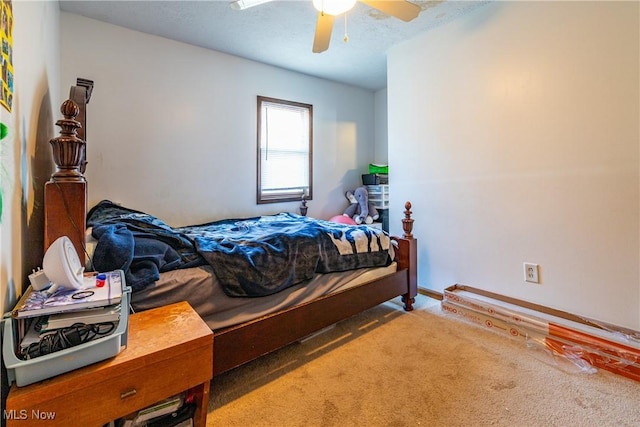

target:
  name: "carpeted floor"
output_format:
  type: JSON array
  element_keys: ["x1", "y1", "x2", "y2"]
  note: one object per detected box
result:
[{"x1": 207, "y1": 294, "x2": 640, "y2": 427}]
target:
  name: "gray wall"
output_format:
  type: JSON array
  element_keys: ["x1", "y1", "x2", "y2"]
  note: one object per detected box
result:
[
  {"x1": 60, "y1": 12, "x2": 376, "y2": 226},
  {"x1": 388, "y1": 1, "x2": 640, "y2": 328}
]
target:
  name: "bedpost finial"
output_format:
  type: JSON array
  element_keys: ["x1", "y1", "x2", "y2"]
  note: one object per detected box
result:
[
  {"x1": 49, "y1": 99, "x2": 86, "y2": 182},
  {"x1": 402, "y1": 201, "x2": 414, "y2": 239},
  {"x1": 299, "y1": 194, "x2": 308, "y2": 216},
  {"x1": 60, "y1": 99, "x2": 80, "y2": 119}
]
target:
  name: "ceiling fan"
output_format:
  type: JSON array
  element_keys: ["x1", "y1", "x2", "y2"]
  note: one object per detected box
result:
[{"x1": 230, "y1": 0, "x2": 421, "y2": 53}]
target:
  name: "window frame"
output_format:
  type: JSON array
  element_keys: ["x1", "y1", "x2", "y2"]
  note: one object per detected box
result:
[{"x1": 256, "y1": 95, "x2": 313, "y2": 204}]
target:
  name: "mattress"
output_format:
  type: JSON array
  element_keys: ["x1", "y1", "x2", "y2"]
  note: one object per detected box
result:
[{"x1": 130, "y1": 262, "x2": 398, "y2": 330}]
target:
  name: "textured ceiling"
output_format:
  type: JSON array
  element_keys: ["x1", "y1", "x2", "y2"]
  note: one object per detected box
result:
[{"x1": 59, "y1": 0, "x2": 488, "y2": 91}]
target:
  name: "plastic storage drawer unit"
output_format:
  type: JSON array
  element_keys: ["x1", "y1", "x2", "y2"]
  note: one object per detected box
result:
[{"x1": 366, "y1": 184, "x2": 390, "y2": 210}]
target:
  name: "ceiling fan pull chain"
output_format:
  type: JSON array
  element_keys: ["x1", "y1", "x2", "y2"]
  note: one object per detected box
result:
[{"x1": 343, "y1": 14, "x2": 349, "y2": 43}]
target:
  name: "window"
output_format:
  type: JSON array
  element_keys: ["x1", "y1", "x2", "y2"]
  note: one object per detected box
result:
[{"x1": 257, "y1": 96, "x2": 313, "y2": 204}]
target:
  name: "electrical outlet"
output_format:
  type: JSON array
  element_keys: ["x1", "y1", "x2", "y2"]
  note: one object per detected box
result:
[{"x1": 523, "y1": 263, "x2": 539, "y2": 284}]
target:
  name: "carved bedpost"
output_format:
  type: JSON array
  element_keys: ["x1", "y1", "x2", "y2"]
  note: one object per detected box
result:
[
  {"x1": 49, "y1": 100, "x2": 86, "y2": 181},
  {"x1": 402, "y1": 201, "x2": 414, "y2": 239},
  {"x1": 44, "y1": 79, "x2": 93, "y2": 261},
  {"x1": 396, "y1": 201, "x2": 417, "y2": 311},
  {"x1": 299, "y1": 195, "x2": 308, "y2": 216}
]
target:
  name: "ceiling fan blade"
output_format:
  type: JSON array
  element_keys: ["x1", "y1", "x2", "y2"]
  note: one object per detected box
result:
[
  {"x1": 359, "y1": 0, "x2": 421, "y2": 22},
  {"x1": 312, "y1": 12, "x2": 335, "y2": 53}
]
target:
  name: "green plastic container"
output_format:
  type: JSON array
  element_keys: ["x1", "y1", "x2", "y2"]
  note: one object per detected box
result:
[{"x1": 369, "y1": 164, "x2": 388, "y2": 174}]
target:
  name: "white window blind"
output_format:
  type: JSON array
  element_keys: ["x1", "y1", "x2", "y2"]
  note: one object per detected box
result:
[{"x1": 258, "y1": 97, "x2": 312, "y2": 203}]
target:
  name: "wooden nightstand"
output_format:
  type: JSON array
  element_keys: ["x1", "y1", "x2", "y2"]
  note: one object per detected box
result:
[{"x1": 5, "y1": 301, "x2": 213, "y2": 426}]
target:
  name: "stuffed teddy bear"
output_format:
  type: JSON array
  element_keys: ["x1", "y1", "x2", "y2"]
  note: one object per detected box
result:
[{"x1": 343, "y1": 186, "x2": 379, "y2": 224}]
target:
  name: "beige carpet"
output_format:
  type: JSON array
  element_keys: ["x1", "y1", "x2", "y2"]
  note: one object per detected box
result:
[{"x1": 207, "y1": 294, "x2": 640, "y2": 427}]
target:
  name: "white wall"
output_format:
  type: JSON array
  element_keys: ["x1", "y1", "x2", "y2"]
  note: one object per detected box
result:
[
  {"x1": 1, "y1": 1, "x2": 59, "y2": 313},
  {"x1": 388, "y1": 1, "x2": 640, "y2": 328},
  {"x1": 374, "y1": 89, "x2": 388, "y2": 165},
  {"x1": 60, "y1": 13, "x2": 375, "y2": 227}
]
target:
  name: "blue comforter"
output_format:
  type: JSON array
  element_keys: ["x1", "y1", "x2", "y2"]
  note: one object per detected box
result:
[{"x1": 87, "y1": 200, "x2": 391, "y2": 297}]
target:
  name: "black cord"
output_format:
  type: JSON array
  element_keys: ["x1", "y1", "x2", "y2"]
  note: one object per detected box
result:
[{"x1": 23, "y1": 322, "x2": 116, "y2": 360}]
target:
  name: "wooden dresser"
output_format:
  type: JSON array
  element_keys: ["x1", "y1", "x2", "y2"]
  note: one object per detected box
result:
[{"x1": 5, "y1": 301, "x2": 213, "y2": 426}]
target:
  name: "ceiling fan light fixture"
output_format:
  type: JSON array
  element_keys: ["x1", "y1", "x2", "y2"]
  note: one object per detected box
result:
[
  {"x1": 312, "y1": 0, "x2": 357, "y2": 16},
  {"x1": 230, "y1": 0, "x2": 273, "y2": 10}
]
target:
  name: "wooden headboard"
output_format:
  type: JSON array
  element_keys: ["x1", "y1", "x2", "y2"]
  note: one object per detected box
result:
[{"x1": 44, "y1": 79, "x2": 94, "y2": 261}]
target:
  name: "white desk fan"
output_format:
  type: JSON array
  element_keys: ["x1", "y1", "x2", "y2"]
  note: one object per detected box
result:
[{"x1": 42, "y1": 236, "x2": 85, "y2": 290}]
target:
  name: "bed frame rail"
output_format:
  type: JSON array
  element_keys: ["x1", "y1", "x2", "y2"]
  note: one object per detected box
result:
[{"x1": 213, "y1": 269, "x2": 410, "y2": 375}]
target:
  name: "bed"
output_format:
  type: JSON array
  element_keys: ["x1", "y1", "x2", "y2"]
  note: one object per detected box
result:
[{"x1": 43, "y1": 80, "x2": 418, "y2": 377}]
